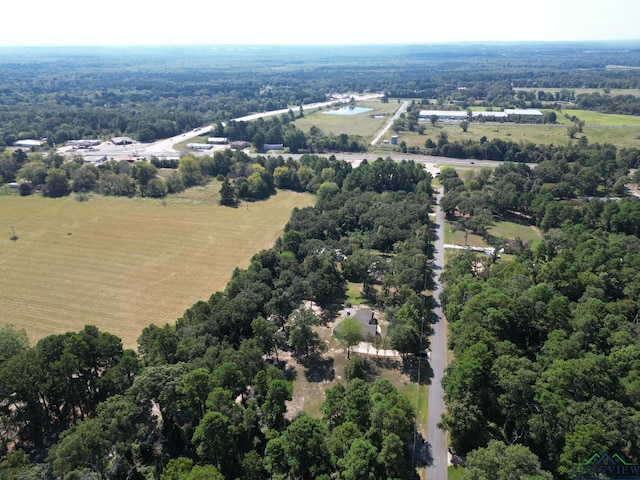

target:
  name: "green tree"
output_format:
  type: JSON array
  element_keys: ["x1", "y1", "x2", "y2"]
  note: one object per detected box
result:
[
  {"x1": 265, "y1": 413, "x2": 331, "y2": 480},
  {"x1": 465, "y1": 440, "x2": 552, "y2": 480},
  {"x1": 388, "y1": 302, "x2": 422, "y2": 357},
  {"x1": 16, "y1": 161, "x2": 47, "y2": 185},
  {"x1": 252, "y1": 316, "x2": 282, "y2": 361},
  {"x1": 177, "y1": 368, "x2": 212, "y2": 423},
  {"x1": 337, "y1": 437, "x2": 378, "y2": 480},
  {"x1": 558, "y1": 424, "x2": 611, "y2": 478},
  {"x1": 179, "y1": 156, "x2": 202, "y2": 187},
  {"x1": 137, "y1": 323, "x2": 178, "y2": 365},
  {"x1": 146, "y1": 177, "x2": 168, "y2": 198},
  {"x1": 47, "y1": 418, "x2": 110, "y2": 480},
  {"x1": 377, "y1": 433, "x2": 406, "y2": 479},
  {"x1": 287, "y1": 308, "x2": 325, "y2": 359},
  {"x1": 131, "y1": 161, "x2": 157, "y2": 191},
  {"x1": 333, "y1": 316, "x2": 365, "y2": 359},
  {"x1": 219, "y1": 177, "x2": 237, "y2": 206},
  {"x1": 263, "y1": 378, "x2": 293, "y2": 430},
  {"x1": 71, "y1": 163, "x2": 99, "y2": 192},
  {"x1": 0, "y1": 324, "x2": 28, "y2": 365},
  {"x1": 44, "y1": 168, "x2": 70, "y2": 197},
  {"x1": 192, "y1": 411, "x2": 238, "y2": 474}
]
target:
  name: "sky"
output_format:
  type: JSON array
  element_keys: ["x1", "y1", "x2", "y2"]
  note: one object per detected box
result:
[{"x1": 1, "y1": 0, "x2": 638, "y2": 46}]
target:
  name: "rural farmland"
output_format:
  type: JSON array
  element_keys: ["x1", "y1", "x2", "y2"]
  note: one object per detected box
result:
[{"x1": 0, "y1": 184, "x2": 314, "y2": 348}]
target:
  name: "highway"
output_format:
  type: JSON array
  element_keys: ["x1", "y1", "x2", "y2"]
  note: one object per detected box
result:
[{"x1": 58, "y1": 93, "x2": 383, "y2": 162}]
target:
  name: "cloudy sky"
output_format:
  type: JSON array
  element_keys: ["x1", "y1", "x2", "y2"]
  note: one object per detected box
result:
[{"x1": 1, "y1": 0, "x2": 638, "y2": 46}]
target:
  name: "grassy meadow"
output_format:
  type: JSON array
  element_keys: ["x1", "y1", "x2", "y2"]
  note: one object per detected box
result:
[
  {"x1": 0, "y1": 183, "x2": 314, "y2": 348},
  {"x1": 402, "y1": 120, "x2": 640, "y2": 151},
  {"x1": 294, "y1": 100, "x2": 402, "y2": 140}
]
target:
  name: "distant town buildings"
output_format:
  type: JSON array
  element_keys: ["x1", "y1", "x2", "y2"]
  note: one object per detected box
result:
[
  {"x1": 13, "y1": 139, "x2": 44, "y2": 148},
  {"x1": 67, "y1": 139, "x2": 101, "y2": 149},
  {"x1": 110, "y1": 137, "x2": 135, "y2": 145},
  {"x1": 418, "y1": 108, "x2": 543, "y2": 121},
  {"x1": 187, "y1": 143, "x2": 213, "y2": 150}
]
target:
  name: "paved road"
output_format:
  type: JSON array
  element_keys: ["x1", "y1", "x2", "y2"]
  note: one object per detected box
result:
[
  {"x1": 426, "y1": 188, "x2": 448, "y2": 480},
  {"x1": 370, "y1": 100, "x2": 409, "y2": 145}
]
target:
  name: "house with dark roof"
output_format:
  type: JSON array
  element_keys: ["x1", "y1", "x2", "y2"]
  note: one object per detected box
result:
[{"x1": 339, "y1": 308, "x2": 380, "y2": 338}]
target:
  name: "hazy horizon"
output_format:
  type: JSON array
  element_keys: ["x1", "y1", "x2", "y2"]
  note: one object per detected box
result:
[{"x1": 2, "y1": 0, "x2": 638, "y2": 47}]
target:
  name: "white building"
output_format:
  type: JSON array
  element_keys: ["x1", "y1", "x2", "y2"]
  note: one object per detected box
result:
[
  {"x1": 14, "y1": 139, "x2": 44, "y2": 148},
  {"x1": 187, "y1": 143, "x2": 213, "y2": 150},
  {"x1": 419, "y1": 109, "x2": 543, "y2": 122}
]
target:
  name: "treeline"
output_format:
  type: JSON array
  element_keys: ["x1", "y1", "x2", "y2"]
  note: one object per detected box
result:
[
  {"x1": 424, "y1": 132, "x2": 640, "y2": 166},
  {"x1": 575, "y1": 92, "x2": 640, "y2": 115},
  {"x1": 0, "y1": 157, "x2": 434, "y2": 478},
  {"x1": 0, "y1": 148, "x2": 336, "y2": 201},
  {"x1": 438, "y1": 143, "x2": 640, "y2": 238}
]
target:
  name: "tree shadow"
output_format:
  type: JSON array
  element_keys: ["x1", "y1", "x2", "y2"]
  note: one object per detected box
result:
[
  {"x1": 370, "y1": 356, "x2": 401, "y2": 371},
  {"x1": 300, "y1": 353, "x2": 335, "y2": 382},
  {"x1": 401, "y1": 356, "x2": 432, "y2": 385},
  {"x1": 417, "y1": 434, "x2": 433, "y2": 468}
]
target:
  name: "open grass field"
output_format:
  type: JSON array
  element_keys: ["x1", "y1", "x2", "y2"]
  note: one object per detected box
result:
[
  {"x1": 514, "y1": 87, "x2": 640, "y2": 97},
  {"x1": 0, "y1": 183, "x2": 314, "y2": 348},
  {"x1": 555, "y1": 108, "x2": 640, "y2": 126},
  {"x1": 293, "y1": 100, "x2": 401, "y2": 140},
  {"x1": 444, "y1": 219, "x2": 542, "y2": 248},
  {"x1": 401, "y1": 119, "x2": 640, "y2": 151}
]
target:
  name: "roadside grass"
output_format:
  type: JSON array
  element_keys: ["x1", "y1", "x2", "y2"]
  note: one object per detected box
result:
[
  {"x1": 448, "y1": 465, "x2": 466, "y2": 480},
  {"x1": 0, "y1": 187, "x2": 314, "y2": 348},
  {"x1": 443, "y1": 221, "x2": 485, "y2": 247},
  {"x1": 172, "y1": 133, "x2": 211, "y2": 151}
]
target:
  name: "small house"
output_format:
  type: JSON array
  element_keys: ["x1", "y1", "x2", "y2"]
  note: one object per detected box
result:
[{"x1": 341, "y1": 308, "x2": 380, "y2": 338}]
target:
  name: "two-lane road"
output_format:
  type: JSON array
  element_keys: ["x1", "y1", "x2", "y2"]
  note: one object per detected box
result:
[{"x1": 426, "y1": 188, "x2": 448, "y2": 480}]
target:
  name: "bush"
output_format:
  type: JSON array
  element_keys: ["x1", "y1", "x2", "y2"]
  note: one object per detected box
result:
[{"x1": 18, "y1": 182, "x2": 32, "y2": 196}]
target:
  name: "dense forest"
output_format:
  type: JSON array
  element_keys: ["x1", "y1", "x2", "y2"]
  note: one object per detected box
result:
[{"x1": 436, "y1": 152, "x2": 640, "y2": 478}]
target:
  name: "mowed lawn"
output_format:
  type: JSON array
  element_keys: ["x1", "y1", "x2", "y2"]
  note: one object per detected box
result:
[{"x1": 0, "y1": 187, "x2": 314, "y2": 348}]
